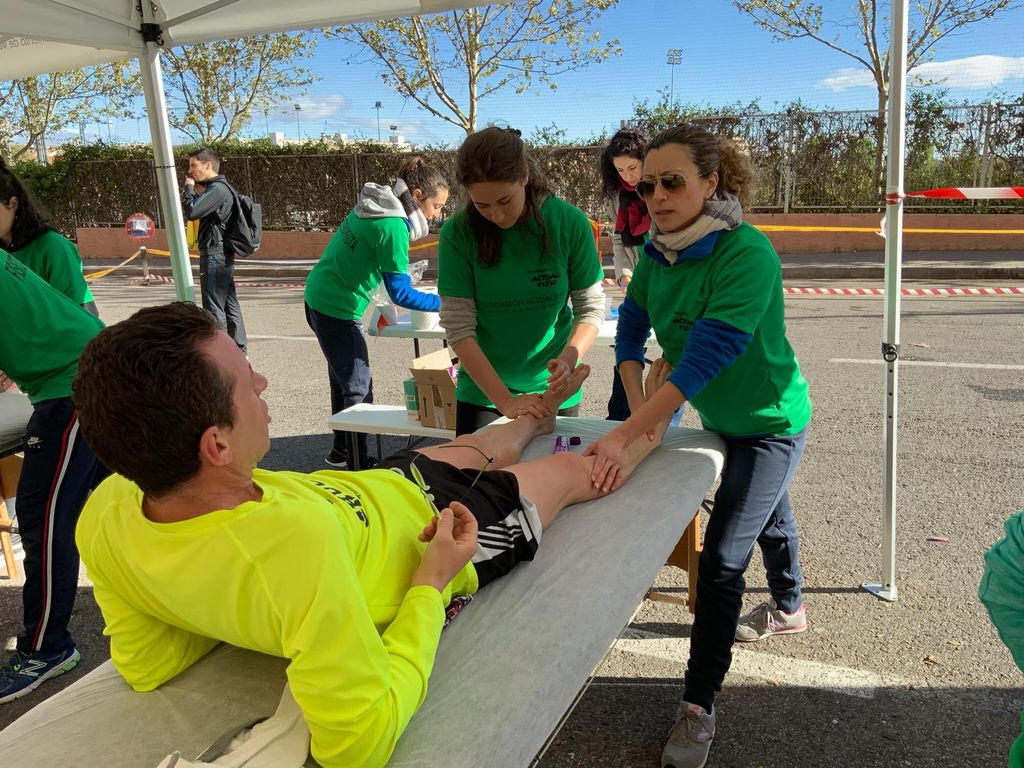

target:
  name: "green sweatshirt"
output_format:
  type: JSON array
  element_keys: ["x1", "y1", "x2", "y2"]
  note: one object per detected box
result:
[
  {"x1": 305, "y1": 184, "x2": 417, "y2": 321},
  {"x1": 12, "y1": 230, "x2": 94, "y2": 306},
  {"x1": 0, "y1": 250, "x2": 104, "y2": 403},
  {"x1": 438, "y1": 196, "x2": 603, "y2": 409},
  {"x1": 627, "y1": 223, "x2": 811, "y2": 436},
  {"x1": 77, "y1": 467, "x2": 478, "y2": 768}
]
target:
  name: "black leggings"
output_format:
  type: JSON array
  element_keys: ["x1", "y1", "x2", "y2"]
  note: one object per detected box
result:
[{"x1": 454, "y1": 399, "x2": 580, "y2": 436}]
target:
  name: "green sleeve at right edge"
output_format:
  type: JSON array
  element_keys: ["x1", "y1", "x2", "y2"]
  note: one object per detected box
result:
[{"x1": 980, "y1": 510, "x2": 1024, "y2": 672}]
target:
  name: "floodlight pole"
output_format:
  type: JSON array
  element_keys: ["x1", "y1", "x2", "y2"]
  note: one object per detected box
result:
[
  {"x1": 863, "y1": 0, "x2": 908, "y2": 603},
  {"x1": 138, "y1": 20, "x2": 195, "y2": 303},
  {"x1": 375, "y1": 101, "x2": 383, "y2": 141},
  {"x1": 667, "y1": 49, "x2": 683, "y2": 107}
]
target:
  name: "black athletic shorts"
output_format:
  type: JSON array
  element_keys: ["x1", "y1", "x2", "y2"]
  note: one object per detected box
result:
[{"x1": 376, "y1": 449, "x2": 542, "y2": 588}]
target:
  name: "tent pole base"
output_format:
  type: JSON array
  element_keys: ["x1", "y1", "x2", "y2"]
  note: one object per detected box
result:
[{"x1": 861, "y1": 582, "x2": 898, "y2": 602}]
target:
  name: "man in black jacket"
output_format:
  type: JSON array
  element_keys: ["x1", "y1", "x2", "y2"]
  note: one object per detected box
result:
[{"x1": 182, "y1": 148, "x2": 247, "y2": 353}]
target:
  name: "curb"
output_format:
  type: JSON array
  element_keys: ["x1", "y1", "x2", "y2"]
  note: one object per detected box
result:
[{"x1": 113, "y1": 266, "x2": 1024, "y2": 282}]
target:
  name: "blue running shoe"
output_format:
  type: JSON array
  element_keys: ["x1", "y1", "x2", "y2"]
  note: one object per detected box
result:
[{"x1": 0, "y1": 647, "x2": 80, "y2": 704}]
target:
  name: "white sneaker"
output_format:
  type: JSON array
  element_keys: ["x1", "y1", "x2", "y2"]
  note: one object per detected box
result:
[{"x1": 662, "y1": 701, "x2": 715, "y2": 768}]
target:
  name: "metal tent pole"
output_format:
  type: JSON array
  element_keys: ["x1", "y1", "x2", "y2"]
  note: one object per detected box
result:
[
  {"x1": 138, "y1": 23, "x2": 194, "y2": 302},
  {"x1": 863, "y1": 0, "x2": 909, "y2": 603}
]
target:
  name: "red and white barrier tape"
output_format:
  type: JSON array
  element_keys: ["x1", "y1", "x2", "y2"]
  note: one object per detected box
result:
[
  {"x1": 886, "y1": 186, "x2": 1024, "y2": 204},
  {"x1": 785, "y1": 286, "x2": 1024, "y2": 297}
]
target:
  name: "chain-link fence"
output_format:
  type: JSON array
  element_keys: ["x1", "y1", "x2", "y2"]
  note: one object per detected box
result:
[{"x1": 58, "y1": 101, "x2": 1022, "y2": 232}]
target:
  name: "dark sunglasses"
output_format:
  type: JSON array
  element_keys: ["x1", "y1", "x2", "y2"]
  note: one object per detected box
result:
[{"x1": 637, "y1": 174, "x2": 689, "y2": 197}]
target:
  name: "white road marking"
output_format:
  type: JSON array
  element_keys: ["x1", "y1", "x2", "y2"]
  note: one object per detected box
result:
[
  {"x1": 613, "y1": 628, "x2": 888, "y2": 699},
  {"x1": 830, "y1": 358, "x2": 1024, "y2": 371}
]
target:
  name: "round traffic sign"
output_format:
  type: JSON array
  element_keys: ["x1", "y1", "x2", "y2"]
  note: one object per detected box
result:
[{"x1": 125, "y1": 212, "x2": 155, "y2": 241}]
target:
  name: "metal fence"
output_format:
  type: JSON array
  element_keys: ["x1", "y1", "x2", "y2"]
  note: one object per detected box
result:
[{"x1": 61, "y1": 102, "x2": 1022, "y2": 232}]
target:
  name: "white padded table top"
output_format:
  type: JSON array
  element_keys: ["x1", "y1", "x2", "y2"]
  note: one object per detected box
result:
[
  {"x1": 0, "y1": 418, "x2": 724, "y2": 767},
  {"x1": 0, "y1": 390, "x2": 31, "y2": 456}
]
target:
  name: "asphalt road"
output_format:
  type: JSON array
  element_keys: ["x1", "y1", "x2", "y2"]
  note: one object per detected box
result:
[{"x1": 1, "y1": 277, "x2": 1022, "y2": 767}]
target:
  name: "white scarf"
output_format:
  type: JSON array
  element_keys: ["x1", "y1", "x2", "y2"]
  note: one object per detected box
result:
[
  {"x1": 649, "y1": 192, "x2": 743, "y2": 264},
  {"x1": 393, "y1": 178, "x2": 430, "y2": 242}
]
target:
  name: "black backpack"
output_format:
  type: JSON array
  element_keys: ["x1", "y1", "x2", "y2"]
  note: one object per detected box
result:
[{"x1": 212, "y1": 179, "x2": 262, "y2": 257}]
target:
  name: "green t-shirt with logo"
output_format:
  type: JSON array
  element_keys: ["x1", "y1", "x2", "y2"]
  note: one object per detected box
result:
[
  {"x1": 0, "y1": 250, "x2": 105, "y2": 403},
  {"x1": 305, "y1": 211, "x2": 411, "y2": 321},
  {"x1": 438, "y1": 196, "x2": 603, "y2": 408},
  {"x1": 12, "y1": 230, "x2": 95, "y2": 306},
  {"x1": 628, "y1": 223, "x2": 811, "y2": 436}
]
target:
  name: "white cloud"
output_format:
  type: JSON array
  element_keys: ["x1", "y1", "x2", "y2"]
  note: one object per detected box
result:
[
  {"x1": 818, "y1": 55, "x2": 1024, "y2": 92},
  {"x1": 282, "y1": 95, "x2": 348, "y2": 119},
  {"x1": 911, "y1": 55, "x2": 1024, "y2": 89},
  {"x1": 818, "y1": 67, "x2": 875, "y2": 92}
]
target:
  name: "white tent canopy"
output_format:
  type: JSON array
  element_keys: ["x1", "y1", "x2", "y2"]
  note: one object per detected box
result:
[
  {"x1": 0, "y1": 0, "x2": 486, "y2": 301},
  {"x1": 0, "y1": 0, "x2": 474, "y2": 78}
]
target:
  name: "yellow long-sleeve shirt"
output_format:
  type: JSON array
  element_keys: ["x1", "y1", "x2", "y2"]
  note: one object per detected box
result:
[{"x1": 76, "y1": 468, "x2": 479, "y2": 768}]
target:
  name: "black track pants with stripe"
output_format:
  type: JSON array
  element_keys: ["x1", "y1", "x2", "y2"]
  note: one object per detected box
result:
[{"x1": 16, "y1": 397, "x2": 103, "y2": 654}]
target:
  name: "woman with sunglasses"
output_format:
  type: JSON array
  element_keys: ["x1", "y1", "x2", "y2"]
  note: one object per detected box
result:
[
  {"x1": 584, "y1": 124, "x2": 812, "y2": 768},
  {"x1": 599, "y1": 128, "x2": 649, "y2": 422},
  {"x1": 438, "y1": 127, "x2": 605, "y2": 435},
  {"x1": 305, "y1": 156, "x2": 449, "y2": 469}
]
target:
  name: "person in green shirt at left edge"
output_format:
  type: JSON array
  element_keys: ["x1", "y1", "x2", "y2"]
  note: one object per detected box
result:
[
  {"x1": 0, "y1": 249, "x2": 105, "y2": 705},
  {"x1": 0, "y1": 158, "x2": 98, "y2": 316},
  {"x1": 980, "y1": 509, "x2": 1024, "y2": 768},
  {"x1": 438, "y1": 127, "x2": 606, "y2": 435}
]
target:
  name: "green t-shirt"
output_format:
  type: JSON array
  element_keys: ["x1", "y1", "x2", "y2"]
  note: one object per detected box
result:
[
  {"x1": 12, "y1": 230, "x2": 95, "y2": 306},
  {"x1": 305, "y1": 211, "x2": 411, "y2": 321},
  {"x1": 438, "y1": 196, "x2": 603, "y2": 408},
  {"x1": 628, "y1": 223, "x2": 811, "y2": 436},
  {"x1": 0, "y1": 250, "x2": 104, "y2": 403}
]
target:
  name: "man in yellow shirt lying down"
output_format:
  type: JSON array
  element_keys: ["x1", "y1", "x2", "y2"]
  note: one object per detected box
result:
[{"x1": 71, "y1": 302, "x2": 671, "y2": 768}]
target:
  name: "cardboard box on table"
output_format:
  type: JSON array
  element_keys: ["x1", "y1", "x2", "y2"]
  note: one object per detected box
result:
[{"x1": 410, "y1": 348, "x2": 458, "y2": 430}]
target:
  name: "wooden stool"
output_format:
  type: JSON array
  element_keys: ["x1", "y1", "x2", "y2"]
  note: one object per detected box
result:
[
  {"x1": 647, "y1": 499, "x2": 712, "y2": 614},
  {"x1": 0, "y1": 454, "x2": 23, "y2": 579}
]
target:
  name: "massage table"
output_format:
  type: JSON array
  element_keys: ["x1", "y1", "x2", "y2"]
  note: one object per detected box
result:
[
  {"x1": 0, "y1": 389, "x2": 31, "y2": 577},
  {"x1": 0, "y1": 418, "x2": 724, "y2": 767}
]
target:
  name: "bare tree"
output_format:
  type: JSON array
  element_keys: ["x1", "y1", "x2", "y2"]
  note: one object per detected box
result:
[
  {"x1": 0, "y1": 64, "x2": 137, "y2": 160},
  {"x1": 732, "y1": 0, "x2": 1024, "y2": 194},
  {"x1": 331, "y1": 0, "x2": 621, "y2": 134},
  {"x1": 162, "y1": 33, "x2": 318, "y2": 143}
]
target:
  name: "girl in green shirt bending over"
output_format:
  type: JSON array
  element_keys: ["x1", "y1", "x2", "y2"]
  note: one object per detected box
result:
[
  {"x1": 0, "y1": 158, "x2": 97, "y2": 316},
  {"x1": 438, "y1": 127, "x2": 605, "y2": 435},
  {"x1": 305, "y1": 157, "x2": 449, "y2": 469}
]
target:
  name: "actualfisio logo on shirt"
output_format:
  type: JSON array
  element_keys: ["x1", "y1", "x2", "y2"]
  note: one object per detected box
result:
[
  {"x1": 529, "y1": 268, "x2": 561, "y2": 289},
  {"x1": 672, "y1": 312, "x2": 695, "y2": 333}
]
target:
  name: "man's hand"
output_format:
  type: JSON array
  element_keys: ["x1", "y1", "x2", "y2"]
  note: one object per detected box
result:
[
  {"x1": 412, "y1": 502, "x2": 479, "y2": 592},
  {"x1": 0, "y1": 371, "x2": 14, "y2": 393},
  {"x1": 497, "y1": 393, "x2": 552, "y2": 421},
  {"x1": 184, "y1": 175, "x2": 195, "y2": 190}
]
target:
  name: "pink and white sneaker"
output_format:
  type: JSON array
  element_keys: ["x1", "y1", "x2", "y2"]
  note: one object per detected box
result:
[{"x1": 735, "y1": 597, "x2": 807, "y2": 642}]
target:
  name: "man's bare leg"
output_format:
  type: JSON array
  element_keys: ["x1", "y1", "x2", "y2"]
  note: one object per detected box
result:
[
  {"x1": 414, "y1": 365, "x2": 591, "y2": 471},
  {"x1": 506, "y1": 361, "x2": 674, "y2": 527}
]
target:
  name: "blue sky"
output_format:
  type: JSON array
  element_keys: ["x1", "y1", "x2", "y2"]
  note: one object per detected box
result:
[{"x1": 102, "y1": 0, "x2": 1024, "y2": 147}]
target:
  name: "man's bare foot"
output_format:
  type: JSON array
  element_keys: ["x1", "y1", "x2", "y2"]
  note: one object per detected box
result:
[
  {"x1": 541, "y1": 364, "x2": 591, "y2": 411},
  {"x1": 529, "y1": 364, "x2": 590, "y2": 435}
]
